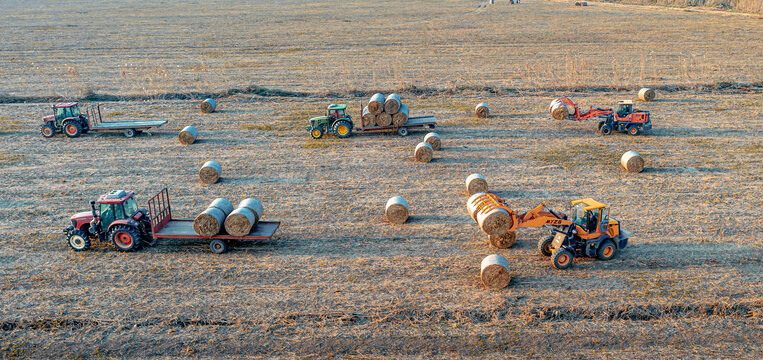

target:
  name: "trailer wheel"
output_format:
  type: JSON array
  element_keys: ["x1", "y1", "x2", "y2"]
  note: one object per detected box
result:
[
  {"x1": 552, "y1": 249, "x2": 573, "y2": 269},
  {"x1": 109, "y1": 225, "x2": 142, "y2": 252},
  {"x1": 310, "y1": 127, "x2": 324, "y2": 139},
  {"x1": 627, "y1": 125, "x2": 640, "y2": 136},
  {"x1": 63, "y1": 121, "x2": 82, "y2": 138},
  {"x1": 67, "y1": 229, "x2": 91, "y2": 251},
  {"x1": 538, "y1": 235, "x2": 554, "y2": 257},
  {"x1": 599, "y1": 124, "x2": 612, "y2": 136},
  {"x1": 124, "y1": 128, "x2": 136, "y2": 138},
  {"x1": 397, "y1": 127, "x2": 409, "y2": 137},
  {"x1": 40, "y1": 123, "x2": 55, "y2": 138},
  {"x1": 597, "y1": 240, "x2": 617, "y2": 260},
  {"x1": 209, "y1": 239, "x2": 228, "y2": 254}
]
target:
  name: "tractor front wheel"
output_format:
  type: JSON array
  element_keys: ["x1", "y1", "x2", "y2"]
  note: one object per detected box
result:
[
  {"x1": 40, "y1": 123, "x2": 55, "y2": 138},
  {"x1": 124, "y1": 128, "x2": 136, "y2": 138},
  {"x1": 209, "y1": 239, "x2": 228, "y2": 254},
  {"x1": 597, "y1": 240, "x2": 617, "y2": 261},
  {"x1": 63, "y1": 121, "x2": 82, "y2": 138},
  {"x1": 310, "y1": 127, "x2": 324, "y2": 139},
  {"x1": 333, "y1": 120, "x2": 352, "y2": 139},
  {"x1": 67, "y1": 229, "x2": 91, "y2": 251},
  {"x1": 627, "y1": 125, "x2": 640, "y2": 136},
  {"x1": 599, "y1": 124, "x2": 612, "y2": 136},
  {"x1": 109, "y1": 225, "x2": 142, "y2": 252},
  {"x1": 552, "y1": 249, "x2": 574, "y2": 269},
  {"x1": 538, "y1": 235, "x2": 554, "y2": 257}
]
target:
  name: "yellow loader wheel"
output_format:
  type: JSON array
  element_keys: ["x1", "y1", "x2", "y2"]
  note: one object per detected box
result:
[{"x1": 310, "y1": 127, "x2": 324, "y2": 139}]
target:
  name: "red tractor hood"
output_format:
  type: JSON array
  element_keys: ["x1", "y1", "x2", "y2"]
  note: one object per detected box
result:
[
  {"x1": 71, "y1": 211, "x2": 93, "y2": 222},
  {"x1": 43, "y1": 115, "x2": 54, "y2": 122}
]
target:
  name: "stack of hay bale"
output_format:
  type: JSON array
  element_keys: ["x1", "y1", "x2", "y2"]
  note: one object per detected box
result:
[
  {"x1": 362, "y1": 93, "x2": 409, "y2": 128},
  {"x1": 193, "y1": 198, "x2": 264, "y2": 236}
]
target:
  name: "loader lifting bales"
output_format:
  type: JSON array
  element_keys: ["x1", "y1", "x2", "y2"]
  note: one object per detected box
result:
[{"x1": 549, "y1": 97, "x2": 652, "y2": 136}]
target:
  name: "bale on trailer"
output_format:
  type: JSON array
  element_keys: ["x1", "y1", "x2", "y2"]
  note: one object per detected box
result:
[
  {"x1": 238, "y1": 198, "x2": 263, "y2": 225},
  {"x1": 384, "y1": 93, "x2": 402, "y2": 114},
  {"x1": 201, "y1": 98, "x2": 217, "y2": 113},
  {"x1": 414, "y1": 142, "x2": 434, "y2": 163},
  {"x1": 392, "y1": 104, "x2": 409, "y2": 127},
  {"x1": 208, "y1": 198, "x2": 234, "y2": 216},
  {"x1": 178, "y1": 126, "x2": 198, "y2": 145},
  {"x1": 621, "y1": 151, "x2": 644, "y2": 173},
  {"x1": 385, "y1": 196, "x2": 409, "y2": 224},
  {"x1": 480, "y1": 254, "x2": 511, "y2": 289},
  {"x1": 376, "y1": 113, "x2": 392, "y2": 127},
  {"x1": 638, "y1": 88, "x2": 656, "y2": 102},
  {"x1": 199, "y1": 161, "x2": 222, "y2": 184},
  {"x1": 362, "y1": 107, "x2": 377, "y2": 127},
  {"x1": 368, "y1": 93, "x2": 385, "y2": 115},
  {"x1": 465, "y1": 174, "x2": 488, "y2": 195},
  {"x1": 193, "y1": 207, "x2": 226, "y2": 237},
  {"x1": 424, "y1": 132, "x2": 441, "y2": 151},
  {"x1": 475, "y1": 103, "x2": 490, "y2": 118},
  {"x1": 477, "y1": 208, "x2": 513, "y2": 236},
  {"x1": 224, "y1": 207, "x2": 257, "y2": 237}
]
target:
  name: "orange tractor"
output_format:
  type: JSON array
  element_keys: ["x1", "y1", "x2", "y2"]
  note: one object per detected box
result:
[{"x1": 549, "y1": 97, "x2": 652, "y2": 136}]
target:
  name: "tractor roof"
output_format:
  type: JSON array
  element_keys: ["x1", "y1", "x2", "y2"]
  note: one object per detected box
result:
[
  {"x1": 571, "y1": 198, "x2": 607, "y2": 211},
  {"x1": 54, "y1": 102, "x2": 79, "y2": 108},
  {"x1": 98, "y1": 190, "x2": 134, "y2": 204},
  {"x1": 327, "y1": 104, "x2": 347, "y2": 110},
  {"x1": 618, "y1": 100, "x2": 633, "y2": 105}
]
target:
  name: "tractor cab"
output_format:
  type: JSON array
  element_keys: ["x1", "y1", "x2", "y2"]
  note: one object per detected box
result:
[
  {"x1": 50, "y1": 103, "x2": 84, "y2": 126},
  {"x1": 616, "y1": 100, "x2": 634, "y2": 118},
  {"x1": 326, "y1": 104, "x2": 348, "y2": 120},
  {"x1": 569, "y1": 198, "x2": 612, "y2": 236},
  {"x1": 95, "y1": 190, "x2": 141, "y2": 232}
]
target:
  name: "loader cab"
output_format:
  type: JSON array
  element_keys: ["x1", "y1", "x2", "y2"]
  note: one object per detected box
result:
[
  {"x1": 326, "y1": 104, "x2": 347, "y2": 120},
  {"x1": 570, "y1": 198, "x2": 610, "y2": 235},
  {"x1": 96, "y1": 190, "x2": 138, "y2": 231},
  {"x1": 616, "y1": 100, "x2": 633, "y2": 118}
]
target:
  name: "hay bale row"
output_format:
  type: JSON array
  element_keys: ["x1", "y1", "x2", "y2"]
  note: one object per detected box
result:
[
  {"x1": 194, "y1": 198, "x2": 265, "y2": 237},
  {"x1": 363, "y1": 93, "x2": 409, "y2": 127}
]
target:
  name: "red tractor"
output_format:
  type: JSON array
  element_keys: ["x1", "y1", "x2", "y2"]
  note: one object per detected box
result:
[
  {"x1": 65, "y1": 190, "x2": 154, "y2": 252},
  {"x1": 549, "y1": 98, "x2": 652, "y2": 136},
  {"x1": 41, "y1": 102, "x2": 90, "y2": 138}
]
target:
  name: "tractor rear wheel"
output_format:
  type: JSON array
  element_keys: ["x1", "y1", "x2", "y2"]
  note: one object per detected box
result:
[
  {"x1": 209, "y1": 239, "x2": 228, "y2": 254},
  {"x1": 67, "y1": 229, "x2": 91, "y2": 251},
  {"x1": 310, "y1": 127, "x2": 324, "y2": 139},
  {"x1": 597, "y1": 240, "x2": 617, "y2": 260},
  {"x1": 109, "y1": 225, "x2": 142, "y2": 252},
  {"x1": 538, "y1": 235, "x2": 554, "y2": 257},
  {"x1": 599, "y1": 124, "x2": 612, "y2": 136},
  {"x1": 333, "y1": 120, "x2": 352, "y2": 139},
  {"x1": 552, "y1": 249, "x2": 574, "y2": 269},
  {"x1": 63, "y1": 121, "x2": 82, "y2": 138},
  {"x1": 40, "y1": 123, "x2": 55, "y2": 138},
  {"x1": 627, "y1": 125, "x2": 640, "y2": 136}
]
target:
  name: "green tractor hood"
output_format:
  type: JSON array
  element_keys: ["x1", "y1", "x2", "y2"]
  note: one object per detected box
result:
[{"x1": 309, "y1": 116, "x2": 328, "y2": 122}]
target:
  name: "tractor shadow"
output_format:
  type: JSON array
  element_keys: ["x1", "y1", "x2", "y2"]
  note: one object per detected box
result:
[
  {"x1": 642, "y1": 166, "x2": 727, "y2": 174},
  {"x1": 647, "y1": 127, "x2": 750, "y2": 138}
]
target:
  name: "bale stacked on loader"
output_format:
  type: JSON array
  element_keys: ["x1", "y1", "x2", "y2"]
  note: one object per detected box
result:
[
  {"x1": 194, "y1": 198, "x2": 234, "y2": 236},
  {"x1": 199, "y1": 161, "x2": 222, "y2": 184},
  {"x1": 638, "y1": 88, "x2": 656, "y2": 102},
  {"x1": 549, "y1": 98, "x2": 575, "y2": 120},
  {"x1": 475, "y1": 103, "x2": 490, "y2": 118},
  {"x1": 466, "y1": 193, "x2": 513, "y2": 236},
  {"x1": 201, "y1": 98, "x2": 217, "y2": 113},
  {"x1": 480, "y1": 254, "x2": 511, "y2": 289},
  {"x1": 385, "y1": 196, "x2": 409, "y2": 224},
  {"x1": 178, "y1": 126, "x2": 198, "y2": 145}
]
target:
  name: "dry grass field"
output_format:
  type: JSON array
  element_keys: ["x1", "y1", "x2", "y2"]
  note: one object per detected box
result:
[{"x1": 0, "y1": 0, "x2": 761, "y2": 359}]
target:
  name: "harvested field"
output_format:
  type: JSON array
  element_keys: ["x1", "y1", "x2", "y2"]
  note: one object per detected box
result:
[{"x1": 0, "y1": 0, "x2": 761, "y2": 359}]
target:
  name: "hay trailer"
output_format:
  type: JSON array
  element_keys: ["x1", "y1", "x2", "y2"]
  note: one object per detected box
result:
[
  {"x1": 41, "y1": 102, "x2": 168, "y2": 138},
  {"x1": 355, "y1": 101, "x2": 436, "y2": 137},
  {"x1": 307, "y1": 103, "x2": 436, "y2": 139},
  {"x1": 147, "y1": 188, "x2": 280, "y2": 254}
]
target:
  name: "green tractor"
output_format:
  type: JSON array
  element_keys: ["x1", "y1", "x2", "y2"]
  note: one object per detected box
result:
[{"x1": 307, "y1": 104, "x2": 353, "y2": 139}]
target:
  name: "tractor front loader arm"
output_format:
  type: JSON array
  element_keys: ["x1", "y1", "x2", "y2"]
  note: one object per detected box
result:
[{"x1": 576, "y1": 107, "x2": 613, "y2": 122}]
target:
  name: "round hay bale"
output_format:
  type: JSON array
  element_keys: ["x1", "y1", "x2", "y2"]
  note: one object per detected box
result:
[
  {"x1": 385, "y1": 196, "x2": 409, "y2": 224},
  {"x1": 238, "y1": 198, "x2": 263, "y2": 225},
  {"x1": 200, "y1": 98, "x2": 217, "y2": 113},
  {"x1": 475, "y1": 103, "x2": 489, "y2": 118},
  {"x1": 621, "y1": 151, "x2": 644, "y2": 173},
  {"x1": 466, "y1": 192, "x2": 487, "y2": 222},
  {"x1": 368, "y1": 93, "x2": 385, "y2": 115},
  {"x1": 489, "y1": 231, "x2": 517, "y2": 249},
  {"x1": 224, "y1": 207, "x2": 256, "y2": 237},
  {"x1": 384, "y1": 93, "x2": 401, "y2": 114},
  {"x1": 477, "y1": 208, "x2": 513, "y2": 236},
  {"x1": 551, "y1": 103, "x2": 571, "y2": 120},
  {"x1": 193, "y1": 207, "x2": 225, "y2": 237},
  {"x1": 199, "y1": 161, "x2": 222, "y2": 184},
  {"x1": 414, "y1": 142, "x2": 434, "y2": 163},
  {"x1": 480, "y1": 254, "x2": 511, "y2": 289},
  {"x1": 362, "y1": 107, "x2": 376, "y2": 127},
  {"x1": 465, "y1": 174, "x2": 488, "y2": 195},
  {"x1": 208, "y1": 198, "x2": 234, "y2": 216},
  {"x1": 376, "y1": 113, "x2": 392, "y2": 127},
  {"x1": 423, "y1": 132, "x2": 441, "y2": 151},
  {"x1": 392, "y1": 104, "x2": 409, "y2": 127},
  {"x1": 638, "y1": 88, "x2": 656, "y2": 102},
  {"x1": 178, "y1": 125, "x2": 198, "y2": 145}
]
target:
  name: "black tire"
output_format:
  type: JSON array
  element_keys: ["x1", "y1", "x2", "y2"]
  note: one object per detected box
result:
[
  {"x1": 109, "y1": 225, "x2": 142, "y2": 252},
  {"x1": 597, "y1": 239, "x2": 617, "y2": 261},
  {"x1": 552, "y1": 249, "x2": 574, "y2": 269},
  {"x1": 40, "y1": 123, "x2": 56, "y2": 138},
  {"x1": 627, "y1": 125, "x2": 640, "y2": 136},
  {"x1": 63, "y1": 120, "x2": 82, "y2": 138},
  {"x1": 140, "y1": 219, "x2": 156, "y2": 246},
  {"x1": 397, "y1": 127, "x2": 409, "y2": 137},
  {"x1": 597, "y1": 121, "x2": 605, "y2": 132},
  {"x1": 538, "y1": 235, "x2": 554, "y2": 257},
  {"x1": 209, "y1": 239, "x2": 228, "y2": 254},
  {"x1": 333, "y1": 120, "x2": 352, "y2": 139},
  {"x1": 489, "y1": 231, "x2": 517, "y2": 249},
  {"x1": 124, "y1": 128, "x2": 136, "y2": 138},
  {"x1": 599, "y1": 124, "x2": 612, "y2": 136},
  {"x1": 67, "y1": 229, "x2": 91, "y2": 251},
  {"x1": 310, "y1": 127, "x2": 324, "y2": 139}
]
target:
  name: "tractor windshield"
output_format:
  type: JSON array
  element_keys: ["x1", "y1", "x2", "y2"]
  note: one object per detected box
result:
[
  {"x1": 70, "y1": 106, "x2": 81, "y2": 117},
  {"x1": 571, "y1": 203, "x2": 586, "y2": 226},
  {"x1": 123, "y1": 197, "x2": 139, "y2": 216}
]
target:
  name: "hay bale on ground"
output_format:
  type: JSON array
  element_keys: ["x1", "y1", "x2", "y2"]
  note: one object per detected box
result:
[
  {"x1": 193, "y1": 207, "x2": 226, "y2": 236},
  {"x1": 201, "y1": 98, "x2": 217, "y2": 113},
  {"x1": 489, "y1": 231, "x2": 517, "y2": 249},
  {"x1": 368, "y1": 93, "x2": 385, "y2": 115},
  {"x1": 199, "y1": 161, "x2": 222, "y2": 184},
  {"x1": 224, "y1": 207, "x2": 257, "y2": 236},
  {"x1": 178, "y1": 126, "x2": 198, "y2": 145},
  {"x1": 392, "y1": 104, "x2": 409, "y2": 127},
  {"x1": 638, "y1": 88, "x2": 656, "y2": 101},
  {"x1": 384, "y1": 93, "x2": 401, "y2": 114},
  {"x1": 477, "y1": 208, "x2": 513, "y2": 236},
  {"x1": 481, "y1": 254, "x2": 511, "y2": 289},
  {"x1": 475, "y1": 103, "x2": 489, "y2": 118},
  {"x1": 465, "y1": 174, "x2": 488, "y2": 195},
  {"x1": 621, "y1": 151, "x2": 644, "y2": 173},
  {"x1": 385, "y1": 196, "x2": 409, "y2": 224},
  {"x1": 424, "y1": 132, "x2": 441, "y2": 150},
  {"x1": 414, "y1": 142, "x2": 434, "y2": 163},
  {"x1": 362, "y1": 107, "x2": 376, "y2": 127}
]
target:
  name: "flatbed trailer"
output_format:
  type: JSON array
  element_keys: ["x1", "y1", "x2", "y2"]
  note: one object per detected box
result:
[
  {"x1": 85, "y1": 104, "x2": 168, "y2": 137},
  {"x1": 146, "y1": 188, "x2": 280, "y2": 253},
  {"x1": 356, "y1": 101, "x2": 436, "y2": 136}
]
